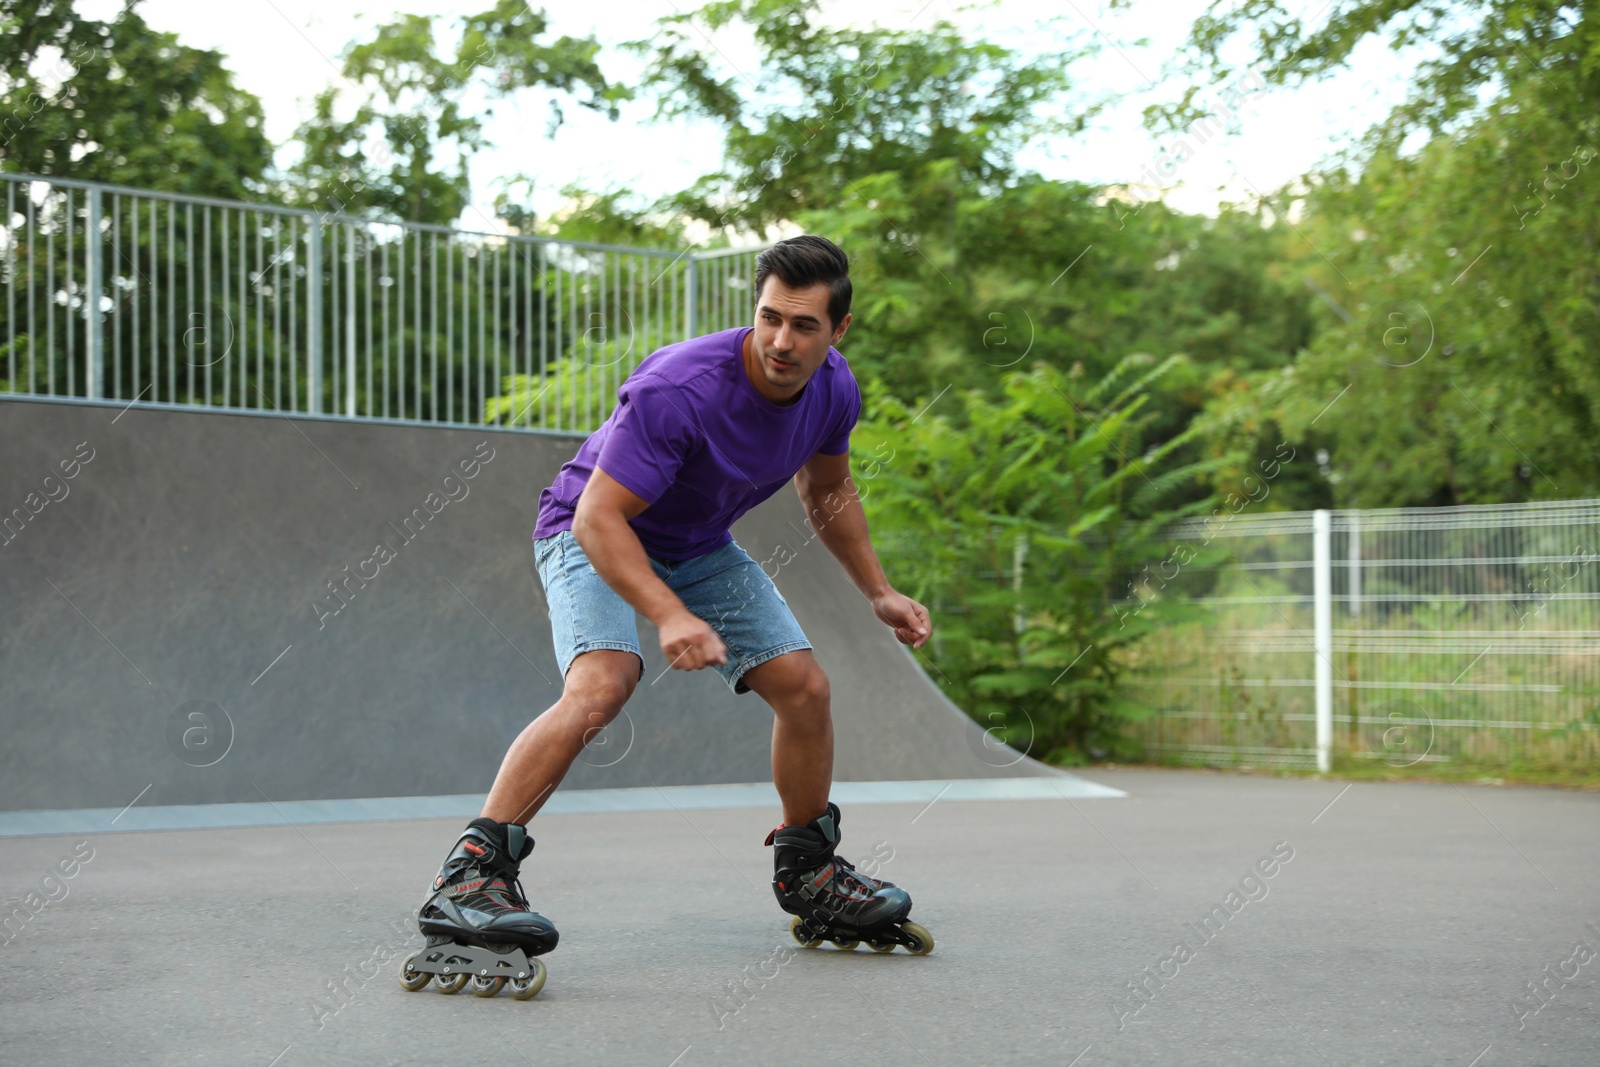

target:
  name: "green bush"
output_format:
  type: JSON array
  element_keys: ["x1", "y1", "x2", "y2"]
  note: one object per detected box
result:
[{"x1": 855, "y1": 357, "x2": 1227, "y2": 763}]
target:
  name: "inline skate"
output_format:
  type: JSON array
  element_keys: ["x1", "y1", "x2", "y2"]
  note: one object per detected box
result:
[
  {"x1": 767, "y1": 802, "x2": 933, "y2": 955},
  {"x1": 399, "y1": 818, "x2": 558, "y2": 999}
]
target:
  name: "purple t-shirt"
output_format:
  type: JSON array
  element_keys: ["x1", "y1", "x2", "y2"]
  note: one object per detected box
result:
[{"x1": 533, "y1": 326, "x2": 862, "y2": 561}]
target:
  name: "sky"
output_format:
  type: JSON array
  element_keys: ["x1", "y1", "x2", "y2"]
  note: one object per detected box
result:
[{"x1": 112, "y1": 0, "x2": 1421, "y2": 232}]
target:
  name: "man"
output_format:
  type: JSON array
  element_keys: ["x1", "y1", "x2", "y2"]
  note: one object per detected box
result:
[{"x1": 412, "y1": 235, "x2": 935, "y2": 985}]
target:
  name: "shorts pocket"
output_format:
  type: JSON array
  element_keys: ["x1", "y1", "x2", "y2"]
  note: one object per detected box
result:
[{"x1": 534, "y1": 533, "x2": 562, "y2": 569}]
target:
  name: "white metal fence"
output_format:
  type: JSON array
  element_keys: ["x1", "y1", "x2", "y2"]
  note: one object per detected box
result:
[
  {"x1": 0, "y1": 172, "x2": 762, "y2": 432},
  {"x1": 1128, "y1": 501, "x2": 1600, "y2": 771}
]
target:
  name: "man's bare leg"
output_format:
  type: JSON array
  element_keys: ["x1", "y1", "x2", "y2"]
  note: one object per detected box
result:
[
  {"x1": 742, "y1": 648, "x2": 924, "y2": 950},
  {"x1": 481, "y1": 649, "x2": 640, "y2": 824},
  {"x1": 741, "y1": 649, "x2": 833, "y2": 827}
]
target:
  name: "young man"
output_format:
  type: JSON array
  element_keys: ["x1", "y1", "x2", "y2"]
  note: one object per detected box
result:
[{"x1": 411, "y1": 235, "x2": 935, "y2": 985}]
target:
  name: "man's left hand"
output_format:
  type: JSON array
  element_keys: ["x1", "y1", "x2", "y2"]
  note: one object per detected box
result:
[{"x1": 872, "y1": 590, "x2": 931, "y2": 649}]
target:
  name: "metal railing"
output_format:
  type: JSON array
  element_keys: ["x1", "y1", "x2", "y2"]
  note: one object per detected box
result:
[
  {"x1": 1127, "y1": 501, "x2": 1600, "y2": 771},
  {"x1": 0, "y1": 173, "x2": 763, "y2": 432}
]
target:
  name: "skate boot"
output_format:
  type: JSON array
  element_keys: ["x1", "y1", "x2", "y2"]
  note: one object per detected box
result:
[
  {"x1": 766, "y1": 802, "x2": 933, "y2": 955},
  {"x1": 398, "y1": 818, "x2": 558, "y2": 999}
]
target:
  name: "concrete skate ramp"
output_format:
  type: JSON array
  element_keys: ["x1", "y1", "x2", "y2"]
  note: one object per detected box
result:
[{"x1": 0, "y1": 397, "x2": 1052, "y2": 812}]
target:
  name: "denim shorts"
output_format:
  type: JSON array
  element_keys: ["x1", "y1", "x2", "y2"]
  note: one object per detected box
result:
[{"x1": 533, "y1": 529, "x2": 812, "y2": 695}]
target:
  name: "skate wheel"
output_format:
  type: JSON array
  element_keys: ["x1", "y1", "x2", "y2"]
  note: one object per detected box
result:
[
  {"x1": 900, "y1": 921, "x2": 934, "y2": 956},
  {"x1": 789, "y1": 916, "x2": 823, "y2": 949},
  {"x1": 868, "y1": 939, "x2": 896, "y2": 953},
  {"x1": 435, "y1": 972, "x2": 469, "y2": 994},
  {"x1": 509, "y1": 959, "x2": 547, "y2": 1001},
  {"x1": 471, "y1": 975, "x2": 507, "y2": 998},
  {"x1": 397, "y1": 957, "x2": 433, "y2": 992},
  {"x1": 831, "y1": 938, "x2": 860, "y2": 951}
]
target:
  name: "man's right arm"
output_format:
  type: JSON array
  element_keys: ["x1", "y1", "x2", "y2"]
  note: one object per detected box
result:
[{"x1": 572, "y1": 466, "x2": 727, "y2": 671}]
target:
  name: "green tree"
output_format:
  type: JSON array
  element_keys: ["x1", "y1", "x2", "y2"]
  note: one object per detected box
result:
[
  {"x1": 632, "y1": 0, "x2": 1086, "y2": 233},
  {"x1": 288, "y1": 0, "x2": 624, "y2": 225},
  {"x1": 781, "y1": 170, "x2": 1309, "y2": 524},
  {"x1": 1169, "y1": 0, "x2": 1600, "y2": 505},
  {"x1": 0, "y1": 0, "x2": 271, "y2": 195},
  {"x1": 494, "y1": 179, "x2": 691, "y2": 248},
  {"x1": 1152, "y1": 0, "x2": 1592, "y2": 139},
  {"x1": 631, "y1": 0, "x2": 1311, "y2": 514}
]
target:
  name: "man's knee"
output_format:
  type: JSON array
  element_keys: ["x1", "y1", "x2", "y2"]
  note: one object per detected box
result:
[
  {"x1": 563, "y1": 650, "x2": 639, "y2": 722},
  {"x1": 748, "y1": 651, "x2": 829, "y2": 710},
  {"x1": 796, "y1": 661, "x2": 829, "y2": 706}
]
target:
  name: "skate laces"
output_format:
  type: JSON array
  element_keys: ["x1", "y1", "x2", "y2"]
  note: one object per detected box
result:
[
  {"x1": 832, "y1": 854, "x2": 883, "y2": 896},
  {"x1": 801, "y1": 850, "x2": 882, "y2": 905},
  {"x1": 450, "y1": 841, "x2": 532, "y2": 913},
  {"x1": 480, "y1": 856, "x2": 532, "y2": 912}
]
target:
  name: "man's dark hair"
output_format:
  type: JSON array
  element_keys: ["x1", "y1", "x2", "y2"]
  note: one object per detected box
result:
[{"x1": 753, "y1": 235, "x2": 851, "y2": 328}]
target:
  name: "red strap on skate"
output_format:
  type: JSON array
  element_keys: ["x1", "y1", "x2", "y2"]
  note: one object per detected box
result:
[{"x1": 763, "y1": 825, "x2": 785, "y2": 846}]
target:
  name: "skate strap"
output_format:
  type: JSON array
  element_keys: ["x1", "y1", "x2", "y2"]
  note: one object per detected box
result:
[
  {"x1": 765, "y1": 804, "x2": 839, "y2": 847},
  {"x1": 506, "y1": 822, "x2": 529, "y2": 861}
]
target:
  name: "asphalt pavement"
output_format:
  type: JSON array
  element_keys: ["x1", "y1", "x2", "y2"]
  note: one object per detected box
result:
[{"x1": 4, "y1": 767, "x2": 1596, "y2": 1066}]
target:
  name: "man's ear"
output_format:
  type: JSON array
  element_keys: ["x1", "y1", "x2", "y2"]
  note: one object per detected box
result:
[{"x1": 832, "y1": 312, "x2": 852, "y2": 345}]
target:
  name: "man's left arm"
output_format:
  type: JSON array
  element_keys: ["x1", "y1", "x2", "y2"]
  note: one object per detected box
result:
[{"x1": 794, "y1": 450, "x2": 930, "y2": 649}]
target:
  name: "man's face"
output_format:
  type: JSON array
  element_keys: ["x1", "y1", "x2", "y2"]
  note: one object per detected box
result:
[{"x1": 750, "y1": 277, "x2": 851, "y2": 391}]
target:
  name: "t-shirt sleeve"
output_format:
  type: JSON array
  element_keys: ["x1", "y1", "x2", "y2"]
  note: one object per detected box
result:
[
  {"x1": 594, "y1": 375, "x2": 698, "y2": 504},
  {"x1": 817, "y1": 374, "x2": 862, "y2": 456}
]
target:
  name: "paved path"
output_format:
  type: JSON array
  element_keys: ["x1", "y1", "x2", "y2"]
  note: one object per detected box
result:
[{"x1": 4, "y1": 768, "x2": 1596, "y2": 1065}]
